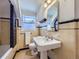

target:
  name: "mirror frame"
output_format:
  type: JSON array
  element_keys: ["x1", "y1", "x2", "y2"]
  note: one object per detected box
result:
[{"x1": 47, "y1": 0, "x2": 59, "y2": 32}]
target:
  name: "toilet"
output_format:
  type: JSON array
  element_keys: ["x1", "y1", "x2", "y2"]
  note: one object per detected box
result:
[{"x1": 29, "y1": 43, "x2": 38, "y2": 56}]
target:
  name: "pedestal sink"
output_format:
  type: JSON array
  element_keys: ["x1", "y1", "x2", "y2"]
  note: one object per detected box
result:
[{"x1": 33, "y1": 36, "x2": 61, "y2": 59}]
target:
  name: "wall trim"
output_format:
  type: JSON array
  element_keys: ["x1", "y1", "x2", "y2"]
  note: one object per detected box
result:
[
  {"x1": 0, "y1": 17, "x2": 18, "y2": 20},
  {"x1": 59, "y1": 28, "x2": 79, "y2": 30},
  {"x1": 0, "y1": 17, "x2": 10, "y2": 20},
  {"x1": 59, "y1": 19, "x2": 79, "y2": 24},
  {"x1": 13, "y1": 47, "x2": 29, "y2": 59}
]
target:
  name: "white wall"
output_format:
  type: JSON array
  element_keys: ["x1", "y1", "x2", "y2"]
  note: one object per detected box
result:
[
  {"x1": 59, "y1": 0, "x2": 75, "y2": 22},
  {"x1": 21, "y1": 9, "x2": 36, "y2": 16},
  {"x1": 75, "y1": 0, "x2": 79, "y2": 19},
  {"x1": 0, "y1": 0, "x2": 10, "y2": 18}
]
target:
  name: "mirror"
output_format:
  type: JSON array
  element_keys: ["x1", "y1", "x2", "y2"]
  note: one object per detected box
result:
[{"x1": 47, "y1": 1, "x2": 59, "y2": 31}]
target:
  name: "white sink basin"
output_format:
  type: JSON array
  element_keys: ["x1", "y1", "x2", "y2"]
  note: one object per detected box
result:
[
  {"x1": 33, "y1": 36, "x2": 61, "y2": 59},
  {"x1": 33, "y1": 36, "x2": 61, "y2": 51}
]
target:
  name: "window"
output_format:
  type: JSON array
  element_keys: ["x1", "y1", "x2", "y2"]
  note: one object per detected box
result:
[{"x1": 21, "y1": 16, "x2": 36, "y2": 31}]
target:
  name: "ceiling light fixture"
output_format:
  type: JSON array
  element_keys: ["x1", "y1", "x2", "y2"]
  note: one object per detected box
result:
[
  {"x1": 44, "y1": 2, "x2": 48, "y2": 8},
  {"x1": 47, "y1": 0, "x2": 51, "y2": 4}
]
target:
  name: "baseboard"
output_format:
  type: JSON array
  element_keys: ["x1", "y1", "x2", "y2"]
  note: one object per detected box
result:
[
  {"x1": 12, "y1": 51, "x2": 17, "y2": 59},
  {"x1": 12, "y1": 47, "x2": 29, "y2": 59}
]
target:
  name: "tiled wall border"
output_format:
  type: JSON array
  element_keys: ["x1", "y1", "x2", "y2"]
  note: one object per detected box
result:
[
  {"x1": 59, "y1": 19, "x2": 79, "y2": 24},
  {"x1": 0, "y1": 17, "x2": 10, "y2": 20},
  {"x1": 59, "y1": 19, "x2": 79, "y2": 30}
]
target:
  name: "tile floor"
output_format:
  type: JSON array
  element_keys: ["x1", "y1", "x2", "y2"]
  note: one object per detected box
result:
[{"x1": 14, "y1": 50, "x2": 39, "y2": 59}]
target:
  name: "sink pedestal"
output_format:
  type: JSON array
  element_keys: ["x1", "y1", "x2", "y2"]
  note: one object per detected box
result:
[{"x1": 40, "y1": 51, "x2": 47, "y2": 59}]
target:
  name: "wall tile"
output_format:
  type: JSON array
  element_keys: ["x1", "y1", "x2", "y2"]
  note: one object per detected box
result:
[
  {"x1": 76, "y1": 30, "x2": 79, "y2": 59},
  {"x1": 59, "y1": 22, "x2": 76, "y2": 29},
  {"x1": 40, "y1": 22, "x2": 77, "y2": 59}
]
